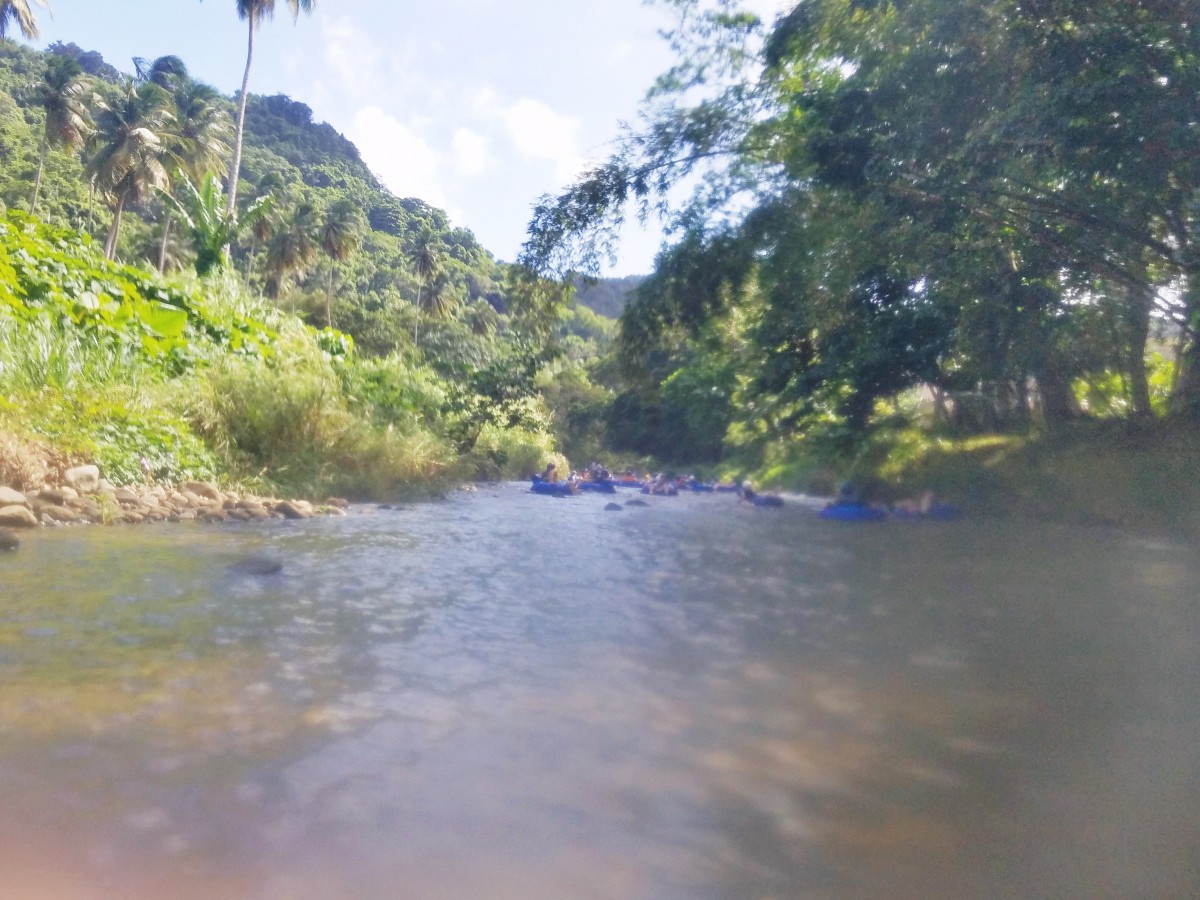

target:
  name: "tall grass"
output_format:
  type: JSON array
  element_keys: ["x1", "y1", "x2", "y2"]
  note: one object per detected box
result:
[
  {"x1": 186, "y1": 328, "x2": 456, "y2": 499},
  {"x1": 0, "y1": 315, "x2": 149, "y2": 395}
]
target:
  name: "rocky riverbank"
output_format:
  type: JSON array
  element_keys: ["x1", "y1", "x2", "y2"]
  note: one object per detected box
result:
[{"x1": 0, "y1": 464, "x2": 348, "y2": 549}]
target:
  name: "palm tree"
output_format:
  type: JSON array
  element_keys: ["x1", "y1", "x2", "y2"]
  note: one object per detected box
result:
[
  {"x1": 28, "y1": 54, "x2": 91, "y2": 215},
  {"x1": 265, "y1": 201, "x2": 320, "y2": 305},
  {"x1": 465, "y1": 298, "x2": 500, "y2": 337},
  {"x1": 157, "y1": 172, "x2": 272, "y2": 276},
  {"x1": 203, "y1": 0, "x2": 317, "y2": 216},
  {"x1": 135, "y1": 57, "x2": 229, "y2": 183},
  {"x1": 424, "y1": 273, "x2": 459, "y2": 320},
  {"x1": 319, "y1": 199, "x2": 364, "y2": 327},
  {"x1": 133, "y1": 54, "x2": 190, "y2": 91},
  {"x1": 244, "y1": 172, "x2": 285, "y2": 285},
  {"x1": 409, "y1": 228, "x2": 445, "y2": 346},
  {"x1": 0, "y1": 0, "x2": 50, "y2": 40},
  {"x1": 136, "y1": 58, "x2": 231, "y2": 270},
  {"x1": 87, "y1": 81, "x2": 176, "y2": 259}
]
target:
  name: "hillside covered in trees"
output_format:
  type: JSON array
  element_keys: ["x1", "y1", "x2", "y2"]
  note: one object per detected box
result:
[{"x1": 0, "y1": 28, "x2": 626, "y2": 498}]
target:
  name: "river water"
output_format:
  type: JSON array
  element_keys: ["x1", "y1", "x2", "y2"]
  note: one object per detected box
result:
[{"x1": 0, "y1": 483, "x2": 1196, "y2": 899}]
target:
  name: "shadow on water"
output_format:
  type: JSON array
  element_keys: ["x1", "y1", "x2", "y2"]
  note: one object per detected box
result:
[{"x1": 0, "y1": 485, "x2": 1197, "y2": 899}]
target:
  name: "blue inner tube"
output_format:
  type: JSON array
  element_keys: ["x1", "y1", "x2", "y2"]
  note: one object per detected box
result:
[
  {"x1": 530, "y1": 478, "x2": 574, "y2": 496},
  {"x1": 819, "y1": 502, "x2": 886, "y2": 521}
]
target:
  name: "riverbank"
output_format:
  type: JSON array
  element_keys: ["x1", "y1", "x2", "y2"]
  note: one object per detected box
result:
[
  {"x1": 848, "y1": 419, "x2": 1200, "y2": 542},
  {"x1": 0, "y1": 463, "x2": 348, "y2": 533},
  {"x1": 0, "y1": 428, "x2": 353, "y2": 543}
]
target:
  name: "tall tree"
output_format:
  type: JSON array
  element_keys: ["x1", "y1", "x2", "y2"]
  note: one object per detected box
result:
[
  {"x1": 266, "y1": 200, "x2": 320, "y2": 303},
  {"x1": 526, "y1": 0, "x2": 1200, "y2": 441},
  {"x1": 86, "y1": 81, "x2": 176, "y2": 259},
  {"x1": 202, "y1": 0, "x2": 317, "y2": 216},
  {"x1": 409, "y1": 228, "x2": 445, "y2": 346},
  {"x1": 28, "y1": 53, "x2": 90, "y2": 215},
  {"x1": 0, "y1": 0, "x2": 49, "y2": 40},
  {"x1": 319, "y1": 198, "x2": 364, "y2": 327},
  {"x1": 137, "y1": 57, "x2": 231, "y2": 270}
]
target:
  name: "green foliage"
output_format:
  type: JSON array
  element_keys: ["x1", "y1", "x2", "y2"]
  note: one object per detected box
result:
[
  {"x1": 0, "y1": 210, "x2": 273, "y2": 358},
  {"x1": 444, "y1": 341, "x2": 555, "y2": 451},
  {"x1": 537, "y1": 362, "x2": 613, "y2": 465},
  {"x1": 464, "y1": 423, "x2": 559, "y2": 481},
  {"x1": 337, "y1": 352, "x2": 447, "y2": 432},
  {"x1": 189, "y1": 331, "x2": 453, "y2": 498},
  {"x1": 158, "y1": 171, "x2": 273, "y2": 275},
  {"x1": 523, "y1": 0, "x2": 1200, "y2": 465},
  {"x1": 0, "y1": 38, "x2": 593, "y2": 496}
]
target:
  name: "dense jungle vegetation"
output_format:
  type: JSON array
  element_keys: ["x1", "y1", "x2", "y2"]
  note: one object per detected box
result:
[
  {"x1": 520, "y1": 0, "x2": 1200, "y2": 523},
  {"x1": 3, "y1": 1, "x2": 1200, "y2": 530},
  {"x1": 0, "y1": 25, "x2": 620, "y2": 498}
]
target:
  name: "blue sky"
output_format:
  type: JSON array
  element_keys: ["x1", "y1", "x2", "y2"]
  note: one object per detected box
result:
[{"x1": 23, "y1": 0, "x2": 791, "y2": 275}]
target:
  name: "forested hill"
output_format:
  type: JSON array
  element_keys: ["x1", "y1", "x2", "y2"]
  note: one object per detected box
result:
[
  {"x1": 0, "y1": 33, "x2": 618, "y2": 499},
  {"x1": 573, "y1": 275, "x2": 644, "y2": 319},
  {"x1": 0, "y1": 38, "x2": 503, "y2": 359}
]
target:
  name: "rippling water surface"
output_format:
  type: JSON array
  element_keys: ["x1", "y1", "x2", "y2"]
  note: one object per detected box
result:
[{"x1": 0, "y1": 484, "x2": 1197, "y2": 899}]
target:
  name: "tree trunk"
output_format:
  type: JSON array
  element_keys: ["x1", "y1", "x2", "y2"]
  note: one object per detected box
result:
[
  {"x1": 227, "y1": 18, "x2": 256, "y2": 217},
  {"x1": 158, "y1": 213, "x2": 173, "y2": 273},
  {"x1": 326, "y1": 264, "x2": 335, "y2": 328},
  {"x1": 104, "y1": 195, "x2": 126, "y2": 260},
  {"x1": 1168, "y1": 263, "x2": 1200, "y2": 416},
  {"x1": 1126, "y1": 282, "x2": 1153, "y2": 416},
  {"x1": 1035, "y1": 366, "x2": 1079, "y2": 428},
  {"x1": 413, "y1": 281, "x2": 424, "y2": 346},
  {"x1": 86, "y1": 179, "x2": 97, "y2": 237},
  {"x1": 245, "y1": 235, "x2": 257, "y2": 285},
  {"x1": 30, "y1": 138, "x2": 48, "y2": 214}
]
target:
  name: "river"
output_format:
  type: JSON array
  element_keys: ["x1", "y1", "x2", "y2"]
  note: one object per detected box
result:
[{"x1": 0, "y1": 483, "x2": 1196, "y2": 899}]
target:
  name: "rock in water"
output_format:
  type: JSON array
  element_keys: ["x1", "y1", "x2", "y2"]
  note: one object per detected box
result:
[
  {"x1": 0, "y1": 529, "x2": 18, "y2": 552},
  {"x1": 0, "y1": 505, "x2": 38, "y2": 528},
  {"x1": 227, "y1": 555, "x2": 283, "y2": 576},
  {"x1": 604, "y1": 503, "x2": 623, "y2": 511},
  {"x1": 0, "y1": 486, "x2": 28, "y2": 507},
  {"x1": 624, "y1": 499, "x2": 649, "y2": 507}
]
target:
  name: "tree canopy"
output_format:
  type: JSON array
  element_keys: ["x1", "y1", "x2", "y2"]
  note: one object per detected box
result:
[{"x1": 522, "y1": 0, "x2": 1200, "y2": 459}]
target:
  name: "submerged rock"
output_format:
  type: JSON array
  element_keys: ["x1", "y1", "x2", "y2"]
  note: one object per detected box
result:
[
  {"x1": 0, "y1": 529, "x2": 18, "y2": 551},
  {"x1": 227, "y1": 555, "x2": 283, "y2": 576},
  {"x1": 605, "y1": 503, "x2": 623, "y2": 512},
  {"x1": 274, "y1": 500, "x2": 313, "y2": 520},
  {"x1": 624, "y1": 499, "x2": 649, "y2": 507}
]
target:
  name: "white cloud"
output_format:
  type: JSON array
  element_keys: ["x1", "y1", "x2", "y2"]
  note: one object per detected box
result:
[
  {"x1": 319, "y1": 16, "x2": 384, "y2": 102},
  {"x1": 452, "y1": 127, "x2": 490, "y2": 177},
  {"x1": 347, "y1": 106, "x2": 451, "y2": 210},
  {"x1": 499, "y1": 98, "x2": 585, "y2": 183},
  {"x1": 608, "y1": 40, "x2": 635, "y2": 67}
]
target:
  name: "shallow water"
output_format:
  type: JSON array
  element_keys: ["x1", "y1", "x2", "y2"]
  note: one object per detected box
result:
[{"x1": 0, "y1": 484, "x2": 1197, "y2": 899}]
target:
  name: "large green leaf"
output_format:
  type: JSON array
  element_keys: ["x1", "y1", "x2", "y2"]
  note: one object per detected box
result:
[{"x1": 136, "y1": 299, "x2": 188, "y2": 339}]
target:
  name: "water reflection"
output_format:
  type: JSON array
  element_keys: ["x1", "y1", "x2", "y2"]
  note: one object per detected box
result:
[{"x1": 0, "y1": 485, "x2": 1197, "y2": 898}]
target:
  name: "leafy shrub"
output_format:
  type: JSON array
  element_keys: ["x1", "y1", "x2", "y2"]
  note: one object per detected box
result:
[
  {"x1": 465, "y1": 423, "x2": 561, "y2": 481},
  {"x1": 189, "y1": 334, "x2": 453, "y2": 498}
]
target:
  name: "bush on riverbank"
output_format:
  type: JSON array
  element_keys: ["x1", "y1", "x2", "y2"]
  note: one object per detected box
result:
[
  {"x1": 733, "y1": 418, "x2": 1200, "y2": 541},
  {"x1": 0, "y1": 211, "x2": 531, "y2": 502}
]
